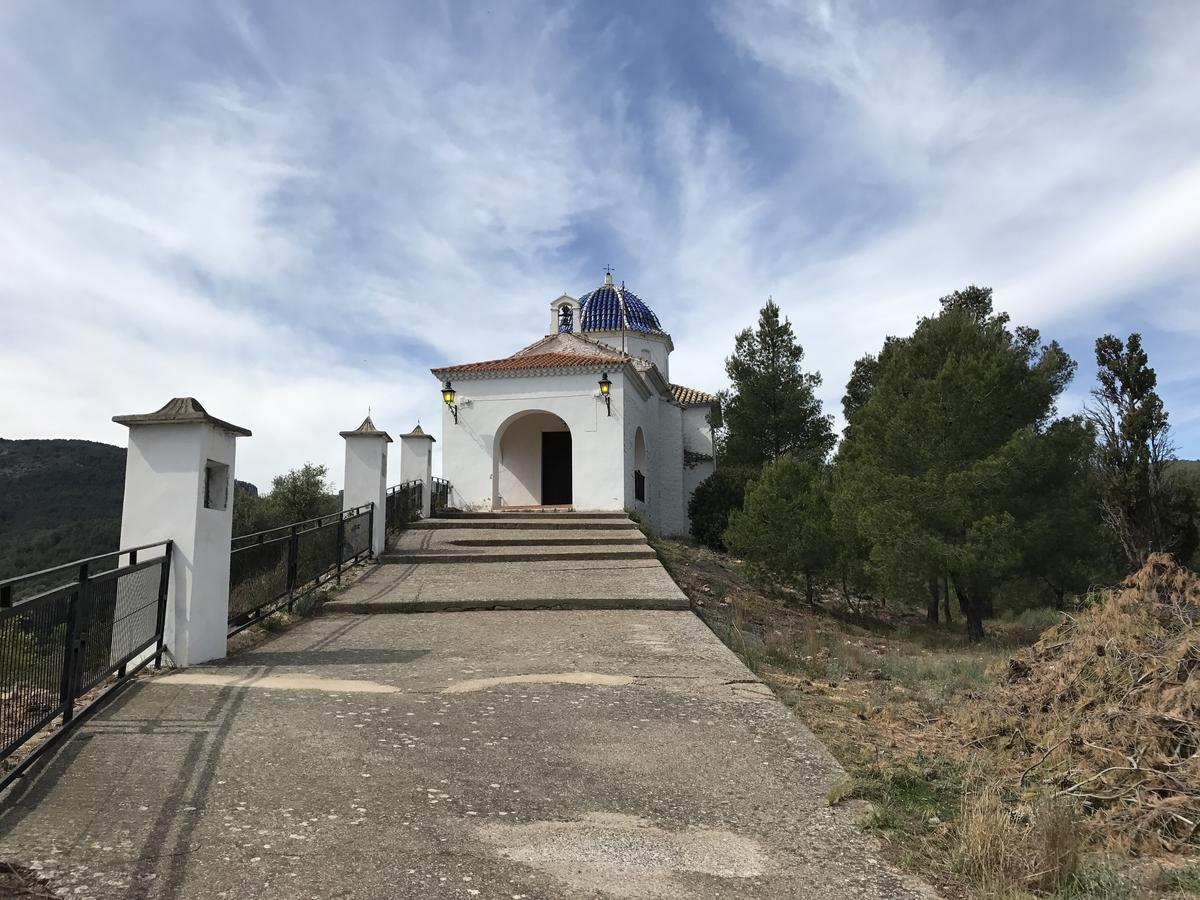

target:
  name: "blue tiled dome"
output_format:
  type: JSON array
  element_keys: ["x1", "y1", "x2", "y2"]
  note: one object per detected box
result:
[{"x1": 577, "y1": 275, "x2": 664, "y2": 334}]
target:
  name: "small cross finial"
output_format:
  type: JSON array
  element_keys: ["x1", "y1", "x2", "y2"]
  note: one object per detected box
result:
[{"x1": 603, "y1": 264, "x2": 614, "y2": 276}]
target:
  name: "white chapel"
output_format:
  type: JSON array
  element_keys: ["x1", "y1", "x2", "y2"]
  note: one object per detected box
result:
[{"x1": 432, "y1": 273, "x2": 717, "y2": 535}]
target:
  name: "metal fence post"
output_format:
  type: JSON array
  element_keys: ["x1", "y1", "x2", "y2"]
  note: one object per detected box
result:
[
  {"x1": 60, "y1": 563, "x2": 87, "y2": 725},
  {"x1": 286, "y1": 525, "x2": 300, "y2": 612},
  {"x1": 336, "y1": 513, "x2": 346, "y2": 584},
  {"x1": 154, "y1": 541, "x2": 173, "y2": 669},
  {"x1": 367, "y1": 502, "x2": 375, "y2": 560}
]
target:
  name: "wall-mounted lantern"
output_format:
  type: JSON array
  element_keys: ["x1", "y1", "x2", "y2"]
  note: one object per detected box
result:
[
  {"x1": 442, "y1": 381, "x2": 459, "y2": 424},
  {"x1": 598, "y1": 372, "x2": 612, "y2": 416}
]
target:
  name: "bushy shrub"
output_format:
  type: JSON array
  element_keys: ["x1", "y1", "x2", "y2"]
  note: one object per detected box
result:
[
  {"x1": 725, "y1": 456, "x2": 832, "y2": 603},
  {"x1": 688, "y1": 469, "x2": 747, "y2": 550}
]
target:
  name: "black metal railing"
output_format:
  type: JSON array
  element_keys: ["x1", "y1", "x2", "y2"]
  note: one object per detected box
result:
[
  {"x1": 0, "y1": 540, "x2": 172, "y2": 791},
  {"x1": 432, "y1": 478, "x2": 451, "y2": 514},
  {"x1": 228, "y1": 504, "x2": 373, "y2": 636},
  {"x1": 384, "y1": 481, "x2": 422, "y2": 549},
  {"x1": 634, "y1": 470, "x2": 646, "y2": 503}
]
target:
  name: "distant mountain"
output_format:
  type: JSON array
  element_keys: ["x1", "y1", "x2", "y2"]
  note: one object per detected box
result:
[{"x1": 0, "y1": 438, "x2": 255, "y2": 584}]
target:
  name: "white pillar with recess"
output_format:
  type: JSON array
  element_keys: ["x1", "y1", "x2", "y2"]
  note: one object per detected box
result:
[
  {"x1": 113, "y1": 397, "x2": 251, "y2": 668},
  {"x1": 399, "y1": 424, "x2": 435, "y2": 518},
  {"x1": 341, "y1": 415, "x2": 391, "y2": 557}
]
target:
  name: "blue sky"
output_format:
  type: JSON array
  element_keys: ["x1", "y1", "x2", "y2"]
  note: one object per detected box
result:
[{"x1": 1, "y1": 1, "x2": 1198, "y2": 487}]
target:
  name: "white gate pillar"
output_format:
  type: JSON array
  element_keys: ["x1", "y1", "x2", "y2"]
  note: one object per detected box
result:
[
  {"x1": 399, "y1": 425, "x2": 435, "y2": 518},
  {"x1": 113, "y1": 397, "x2": 250, "y2": 667},
  {"x1": 340, "y1": 416, "x2": 391, "y2": 557}
]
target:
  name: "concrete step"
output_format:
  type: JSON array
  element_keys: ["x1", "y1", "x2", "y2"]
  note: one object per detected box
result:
[
  {"x1": 446, "y1": 536, "x2": 647, "y2": 547},
  {"x1": 407, "y1": 519, "x2": 639, "y2": 531},
  {"x1": 438, "y1": 511, "x2": 631, "y2": 520},
  {"x1": 379, "y1": 547, "x2": 658, "y2": 565},
  {"x1": 327, "y1": 557, "x2": 690, "y2": 613},
  {"x1": 395, "y1": 528, "x2": 647, "y2": 551},
  {"x1": 330, "y1": 595, "x2": 689, "y2": 613}
]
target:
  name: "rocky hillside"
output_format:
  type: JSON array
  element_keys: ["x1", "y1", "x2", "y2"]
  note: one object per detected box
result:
[
  {"x1": 0, "y1": 438, "x2": 255, "y2": 582},
  {"x1": 0, "y1": 438, "x2": 125, "y2": 582}
]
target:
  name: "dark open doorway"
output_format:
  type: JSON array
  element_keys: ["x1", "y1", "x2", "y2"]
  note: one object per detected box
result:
[{"x1": 541, "y1": 431, "x2": 572, "y2": 505}]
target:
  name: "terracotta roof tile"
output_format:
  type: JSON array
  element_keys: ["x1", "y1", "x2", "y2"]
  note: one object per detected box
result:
[
  {"x1": 432, "y1": 352, "x2": 619, "y2": 376},
  {"x1": 670, "y1": 384, "x2": 717, "y2": 406}
]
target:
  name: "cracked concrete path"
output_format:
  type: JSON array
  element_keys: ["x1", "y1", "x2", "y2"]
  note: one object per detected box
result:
[{"x1": 0, "y1": 608, "x2": 937, "y2": 899}]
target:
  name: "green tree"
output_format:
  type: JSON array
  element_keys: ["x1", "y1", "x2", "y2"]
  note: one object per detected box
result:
[
  {"x1": 724, "y1": 456, "x2": 834, "y2": 605},
  {"x1": 1086, "y1": 333, "x2": 1197, "y2": 567},
  {"x1": 836, "y1": 286, "x2": 1077, "y2": 641},
  {"x1": 721, "y1": 299, "x2": 834, "y2": 468},
  {"x1": 1001, "y1": 417, "x2": 1114, "y2": 607},
  {"x1": 267, "y1": 463, "x2": 337, "y2": 524},
  {"x1": 688, "y1": 469, "x2": 748, "y2": 550}
]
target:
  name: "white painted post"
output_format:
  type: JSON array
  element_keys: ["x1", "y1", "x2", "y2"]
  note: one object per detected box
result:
[
  {"x1": 340, "y1": 415, "x2": 391, "y2": 557},
  {"x1": 399, "y1": 425, "x2": 435, "y2": 519},
  {"x1": 113, "y1": 398, "x2": 250, "y2": 667}
]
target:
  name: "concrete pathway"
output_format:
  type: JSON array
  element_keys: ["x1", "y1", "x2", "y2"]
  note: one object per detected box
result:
[
  {"x1": 335, "y1": 514, "x2": 689, "y2": 612},
  {"x1": 0, "y1": 517, "x2": 936, "y2": 900}
]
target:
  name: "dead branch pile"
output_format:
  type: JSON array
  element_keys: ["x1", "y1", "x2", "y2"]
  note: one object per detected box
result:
[{"x1": 989, "y1": 553, "x2": 1200, "y2": 851}]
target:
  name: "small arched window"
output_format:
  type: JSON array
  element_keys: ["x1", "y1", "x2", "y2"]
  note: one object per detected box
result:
[{"x1": 558, "y1": 304, "x2": 574, "y2": 333}]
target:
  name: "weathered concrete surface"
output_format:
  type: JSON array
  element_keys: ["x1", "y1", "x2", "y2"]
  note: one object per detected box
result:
[
  {"x1": 330, "y1": 559, "x2": 690, "y2": 612},
  {"x1": 409, "y1": 519, "x2": 641, "y2": 531},
  {"x1": 382, "y1": 518, "x2": 655, "y2": 565},
  {"x1": 394, "y1": 527, "x2": 649, "y2": 548},
  {"x1": 0, "y1": 610, "x2": 937, "y2": 900},
  {"x1": 351, "y1": 515, "x2": 689, "y2": 611}
]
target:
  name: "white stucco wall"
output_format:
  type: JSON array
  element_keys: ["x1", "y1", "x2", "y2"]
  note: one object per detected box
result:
[
  {"x1": 343, "y1": 436, "x2": 388, "y2": 555},
  {"x1": 439, "y1": 370, "x2": 625, "y2": 511},
  {"x1": 587, "y1": 331, "x2": 671, "y2": 381},
  {"x1": 118, "y1": 422, "x2": 238, "y2": 667},
  {"x1": 435, "y1": 354, "x2": 713, "y2": 535},
  {"x1": 658, "y1": 405, "x2": 687, "y2": 536},
  {"x1": 399, "y1": 434, "x2": 434, "y2": 516}
]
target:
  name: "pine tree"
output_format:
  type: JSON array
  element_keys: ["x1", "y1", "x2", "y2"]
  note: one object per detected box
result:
[
  {"x1": 836, "y1": 286, "x2": 1077, "y2": 641},
  {"x1": 1087, "y1": 333, "x2": 1197, "y2": 566},
  {"x1": 720, "y1": 299, "x2": 834, "y2": 468}
]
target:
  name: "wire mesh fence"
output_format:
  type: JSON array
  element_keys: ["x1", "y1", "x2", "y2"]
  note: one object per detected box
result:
[
  {"x1": 384, "y1": 481, "x2": 422, "y2": 549},
  {"x1": 432, "y1": 478, "x2": 451, "y2": 514},
  {"x1": 228, "y1": 504, "x2": 373, "y2": 636},
  {"x1": 0, "y1": 541, "x2": 171, "y2": 791}
]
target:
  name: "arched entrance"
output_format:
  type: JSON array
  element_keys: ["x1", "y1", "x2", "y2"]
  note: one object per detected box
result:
[
  {"x1": 633, "y1": 427, "x2": 647, "y2": 504},
  {"x1": 493, "y1": 411, "x2": 572, "y2": 508}
]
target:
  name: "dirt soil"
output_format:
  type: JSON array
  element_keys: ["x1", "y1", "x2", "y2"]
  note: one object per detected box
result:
[{"x1": 653, "y1": 537, "x2": 1200, "y2": 900}]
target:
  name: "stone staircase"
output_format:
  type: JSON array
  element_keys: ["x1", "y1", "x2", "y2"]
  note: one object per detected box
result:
[
  {"x1": 330, "y1": 510, "x2": 690, "y2": 613},
  {"x1": 379, "y1": 511, "x2": 656, "y2": 565}
]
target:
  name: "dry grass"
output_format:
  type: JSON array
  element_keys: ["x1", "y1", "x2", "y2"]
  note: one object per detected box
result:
[
  {"x1": 957, "y1": 782, "x2": 1083, "y2": 895},
  {"x1": 979, "y1": 554, "x2": 1200, "y2": 853},
  {"x1": 652, "y1": 537, "x2": 1200, "y2": 899}
]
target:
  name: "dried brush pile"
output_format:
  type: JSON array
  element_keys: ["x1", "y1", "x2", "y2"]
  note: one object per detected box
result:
[{"x1": 988, "y1": 553, "x2": 1199, "y2": 851}]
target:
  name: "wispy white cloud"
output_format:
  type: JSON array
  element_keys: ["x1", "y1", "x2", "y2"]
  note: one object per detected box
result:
[
  {"x1": 698, "y1": 0, "x2": 1200, "y2": 437},
  {"x1": 1, "y1": 0, "x2": 1198, "y2": 491}
]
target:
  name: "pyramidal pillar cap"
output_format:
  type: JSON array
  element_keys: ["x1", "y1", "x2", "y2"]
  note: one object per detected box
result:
[
  {"x1": 339, "y1": 415, "x2": 393, "y2": 442},
  {"x1": 113, "y1": 397, "x2": 251, "y2": 436},
  {"x1": 400, "y1": 424, "x2": 435, "y2": 442}
]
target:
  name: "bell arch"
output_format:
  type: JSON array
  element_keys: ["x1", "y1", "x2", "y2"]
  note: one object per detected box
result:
[{"x1": 548, "y1": 294, "x2": 581, "y2": 335}]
